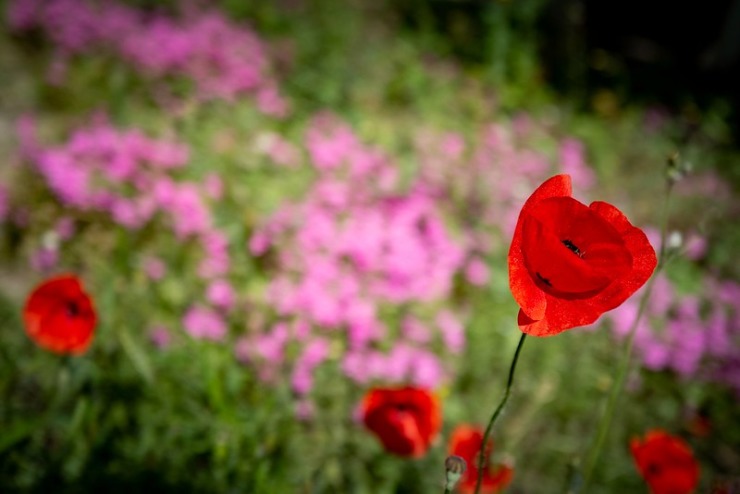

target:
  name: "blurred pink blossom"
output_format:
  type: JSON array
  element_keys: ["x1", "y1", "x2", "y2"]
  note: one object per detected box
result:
[
  {"x1": 8, "y1": 0, "x2": 289, "y2": 111},
  {"x1": 30, "y1": 247, "x2": 58, "y2": 272},
  {"x1": 292, "y1": 338, "x2": 330, "y2": 395},
  {"x1": 402, "y1": 316, "x2": 431, "y2": 344},
  {"x1": 203, "y1": 173, "x2": 224, "y2": 200},
  {"x1": 559, "y1": 138, "x2": 596, "y2": 190},
  {"x1": 606, "y1": 274, "x2": 740, "y2": 393},
  {"x1": 294, "y1": 398, "x2": 315, "y2": 421},
  {"x1": 464, "y1": 256, "x2": 490, "y2": 286},
  {"x1": 53, "y1": 216, "x2": 76, "y2": 240},
  {"x1": 149, "y1": 325, "x2": 172, "y2": 349},
  {"x1": 143, "y1": 257, "x2": 166, "y2": 281},
  {"x1": 684, "y1": 233, "x2": 707, "y2": 260},
  {"x1": 183, "y1": 305, "x2": 227, "y2": 341},
  {"x1": 436, "y1": 310, "x2": 465, "y2": 353},
  {"x1": 207, "y1": 279, "x2": 235, "y2": 310}
]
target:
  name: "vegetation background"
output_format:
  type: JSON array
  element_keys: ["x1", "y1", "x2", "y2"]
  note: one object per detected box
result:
[{"x1": 1, "y1": 0, "x2": 738, "y2": 492}]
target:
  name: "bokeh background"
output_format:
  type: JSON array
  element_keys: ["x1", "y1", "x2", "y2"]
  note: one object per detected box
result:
[{"x1": 1, "y1": 0, "x2": 739, "y2": 492}]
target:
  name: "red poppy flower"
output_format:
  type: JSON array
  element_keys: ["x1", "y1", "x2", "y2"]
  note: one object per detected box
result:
[
  {"x1": 508, "y1": 174, "x2": 657, "y2": 336},
  {"x1": 360, "y1": 386, "x2": 441, "y2": 458},
  {"x1": 448, "y1": 425, "x2": 513, "y2": 493},
  {"x1": 630, "y1": 429, "x2": 700, "y2": 494},
  {"x1": 23, "y1": 275, "x2": 97, "y2": 355}
]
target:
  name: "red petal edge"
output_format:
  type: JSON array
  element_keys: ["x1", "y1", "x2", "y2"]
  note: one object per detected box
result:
[{"x1": 509, "y1": 175, "x2": 573, "y2": 326}]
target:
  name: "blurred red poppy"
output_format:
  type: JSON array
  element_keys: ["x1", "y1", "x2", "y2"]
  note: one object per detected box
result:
[
  {"x1": 23, "y1": 275, "x2": 97, "y2": 355},
  {"x1": 360, "y1": 386, "x2": 441, "y2": 458},
  {"x1": 508, "y1": 174, "x2": 657, "y2": 336},
  {"x1": 630, "y1": 429, "x2": 700, "y2": 494},
  {"x1": 448, "y1": 425, "x2": 513, "y2": 493}
]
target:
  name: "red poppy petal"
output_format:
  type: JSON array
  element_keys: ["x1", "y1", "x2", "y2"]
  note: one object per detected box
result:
[
  {"x1": 449, "y1": 424, "x2": 513, "y2": 494},
  {"x1": 520, "y1": 174, "x2": 572, "y2": 213},
  {"x1": 517, "y1": 308, "x2": 553, "y2": 336},
  {"x1": 523, "y1": 197, "x2": 633, "y2": 294},
  {"x1": 509, "y1": 176, "x2": 572, "y2": 322},
  {"x1": 362, "y1": 387, "x2": 440, "y2": 458},
  {"x1": 366, "y1": 407, "x2": 424, "y2": 456},
  {"x1": 449, "y1": 424, "x2": 484, "y2": 459},
  {"x1": 482, "y1": 464, "x2": 514, "y2": 493},
  {"x1": 521, "y1": 214, "x2": 612, "y2": 295},
  {"x1": 38, "y1": 309, "x2": 95, "y2": 355},
  {"x1": 24, "y1": 278, "x2": 73, "y2": 321},
  {"x1": 580, "y1": 203, "x2": 656, "y2": 313},
  {"x1": 509, "y1": 234, "x2": 547, "y2": 321},
  {"x1": 590, "y1": 201, "x2": 657, "y2": 301}
]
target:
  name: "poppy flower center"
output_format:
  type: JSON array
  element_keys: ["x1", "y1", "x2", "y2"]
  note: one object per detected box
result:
[
  {"x1": 66, "y1": 301, "x2": 80, "y2": 318},
  {"x1": 646, "y1": 463, "x2": 661, "y2": 477},
  {"x1": 562, "y1": 239, "x2": 583, "y2": 257},
  {"x1": 521, "y1": 197, "x2": 632, "y2": 298}
]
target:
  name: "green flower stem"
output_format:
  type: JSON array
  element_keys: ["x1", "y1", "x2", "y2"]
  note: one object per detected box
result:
[
  {"x1": 581, "y1": 181, "x2": 674, "y2": 489},
  {"x1": 474, "y1": 333, "x2": 527, "y2": 494}
]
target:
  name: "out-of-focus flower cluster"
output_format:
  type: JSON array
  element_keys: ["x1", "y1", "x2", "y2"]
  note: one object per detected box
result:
[
  {"x1": 24, "y1": 117, "x2": 197, "y2": 233},
  {"x1": 15, "y1": 0, "x2": 736, "y2": 406},
  {"x1": 606, "y1": 234, "x2": 740, "y2": 395},
  {"x1": 7, "y1": 0, "x2": 288, "y2": 114},
  {"x1": 19, "y1": 115, "x2": 235, "y2": 343},
  {"x1": 247, "y1": 114, "x2": 467, "y2": 395},
  {"x1": 415, "y1": 116, "x2": 596, "y2": 249},
  {"x1": 13, "y1": 102, "x2": 605, "y2": 408}
]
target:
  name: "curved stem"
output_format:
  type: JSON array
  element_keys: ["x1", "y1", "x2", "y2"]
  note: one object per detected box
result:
[
  {"x1": 581, "y1": 182, "x2": 673, "y2": 489},
  {"x1": 474, "y1": 333, "x2": 527, "y2": 494}
]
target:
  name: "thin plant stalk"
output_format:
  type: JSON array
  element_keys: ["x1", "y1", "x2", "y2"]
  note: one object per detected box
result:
[
  {"x1": 474, "y1": 333, "x2": 527, "y2": 494},
  {"x1": 581, "y1": 181, "x2": 674, "y2": 489}
]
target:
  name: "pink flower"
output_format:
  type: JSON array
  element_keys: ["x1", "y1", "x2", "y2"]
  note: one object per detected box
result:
[
  {"x1": 464, "y1": 256, "x2": 490, "y2": 286},
  {"x1": 234, "y1": 336, "x2": 251, "y2": 364},
  {"x1": 168, "y1": 184, "x2": 211, "y2": 238},
  {"x1": 198, "y1": 230, "x2": 230, "y2": 278},
  {"x1": 203, "y1": 173, "x2": 224, "y2": 200},
  {"x1": 182, "y1": 305, "x2": 227, "y2": 341},
  {"x1": 342, "y1": 352, "x2": 370, "y2": 383},
  {"x1": 54, "y1": 216, "x2": 76, "y2": 240},
  {"x1": 402, "y1": 316, "x2": 431, "y2": 344},
  {"x1": 684, "y1": 233, "x2": 707, "y2": 260},
  {"x1": 150, "y1": 325, "x2": 171, "y2": 348},
  {"x1": 436, "y1": 310, "x2": 465, "y2": 353},
  {"x1": 440, "y1": 133, "x2": 465, "y2": 159},
  {"x1": 248, "y1": 231, "x2": 271, "y2": 256},
  {"x1": 143, "y1": 257, "x2": 166, "y2": 280},
  {"x1": 254, "y1": 323, "x2": 290, "y2": 362},
  {"x1": 294, "y1": 398, "x2": 315, "y2": 421},
  {"x1": 410, "y1": 350, "x2": 445, "y2": 388},
  {"x1": 291, "y1": 338, "x2": 330, "y2": 395},
  {"x1": 30, "y1": 247, "x2": 58, "y2": 272},
  {"x1": 559, "y1": 138, "x2": 596, "y2": 190},
  {"x1": 9, "y1": 1, "x2": 287, "y2": 109},
  {"x1": 206, "y1": 279, "x2": 235, "y2": 310}
]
